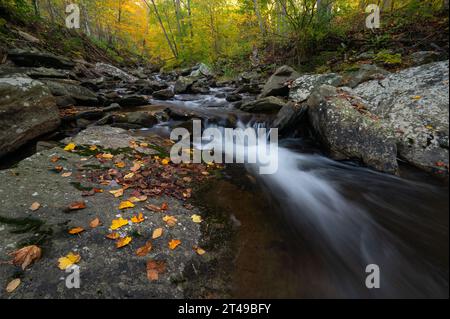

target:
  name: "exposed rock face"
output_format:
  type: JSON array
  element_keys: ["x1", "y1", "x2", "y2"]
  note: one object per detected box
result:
[
  {"x1": 7, "y1": 49, "x2": 75, "y2": 69},
  {"x1": 41, "y1": 79, "x2": 98, "y2": 106},
  {"x1": 353, "y1": 60, "x2": 449, "y2": 176},
  {"x1": 289, "y1": 73, "x2": 343, "y2": 103},
  {"x1": 174, "y1": 76, "x2": 197, "y2": 94},
  {"x1": 307, "y1": 85, "x2": 399, "y2": 174},
  {"x1": 342, "y1": 64, "x2": 390, "y2": 88},
  {"x1": 239, "y1": 96, "x2": 287, "y2": 113},
  {"x1": 273, "y1": 102, "x2": 308, "y2": 133},
  {"x1": 152, "y1": 88, "x2": 175, "y2": 100},
  {"x1": 409, "y1": 51, "x2": 442, "y2": 66},
  {"x1": 94, "y1": 63, "x2": 138, "y2": 82},
  {"x1": 0, "y1": 66, "x2": 72, "y2": 79},
  {"x1": 113, "y1": 111, "x2": 158, "y2": 128},
  {"x1": 260, "y1": 65, "x2": 300, "y2": 98},
  {"x1": 0, "y1": 75, "x2": 60, "y2": 157},
  {"x1": 190, "y1": 63, "x2": 213, "y2": 78}
]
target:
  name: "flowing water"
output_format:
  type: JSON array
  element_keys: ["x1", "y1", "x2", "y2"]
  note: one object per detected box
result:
[{"x1": 144, "y1": 88, "x2": 449, "y2": 298}]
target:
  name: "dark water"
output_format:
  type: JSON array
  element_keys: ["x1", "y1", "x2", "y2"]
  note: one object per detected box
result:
[{"x1": 146, "y1": 90, "x2": 449, "y2": 299}]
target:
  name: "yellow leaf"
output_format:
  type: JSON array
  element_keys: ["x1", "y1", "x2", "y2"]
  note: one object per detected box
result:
[
  {"x1": 194, "y1": 246, "x2": 206, "y2": 256},
  {"x1": 101, "y1": 153, "x2": 114, "y2": 160},
  {"x1": 412, "y1": 95, "x2": 422, "y2": 100},
  {"x1": 163, "y1": 215, "x2": 178, "y2": 227},
  {"x1": 68, "y1": 227, "x2": 85, "y2": 235},
  {"x1": 64, "y1": 143, "x2": 76, "y2": 151},
  {"x1": 152, "y1": 228, "x2": 163, "y2": 239},
  {"x1": 124, "y1": 172, "x2": 135, "y2": 180},
  {"x1": 110, "y1": 217, "x2": 129, "y2": 230},
  {"x1": 168, "y1": 239, "x2": 181, "y2": 250},
  {"x1": 131, "y1": 213, "x2": 145, "y2": 224},
  {"x1": 6, "y1": 279, "x2": 21, "y2": 293},
  {"x1": 58, "y1": 252, "x2": 80, "y2": 270},
  {"x1": 191, "y1": 215, "x2": 203, "y2": 224},
  {"x1": 109, "y1": 189, "x2": 124, "y2": 198},
  {"x1": 128, "y1": 196, "x2": 146, "y2": 203},
  {"x1": 116, "y1": 237, "x2": 132, "y2": 248},
  {"x1": 89, "y1": 145, "x2": 97, "y2": 151},
  {"x1": 119, "y1": 201, "x2": 135, "y2": 210},
  {"x1": 161, "y1": 158, "x2": 170, "y2": 165},
  {"x1": 115, "y1": 162, "x2": 126, "y2": 168}
]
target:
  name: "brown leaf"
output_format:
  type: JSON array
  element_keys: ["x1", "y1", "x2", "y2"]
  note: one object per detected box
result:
[
  {"x1": 30, "y1": 202, "x2": 41, "y2": 212},
  {"x1": 136, "y1": 240, "x2": 152, "y2": 257},
  {"x1": 152, "y1": 228, "x2": 163, "y2": 239},
  {"x1": 68, "y1": 201, "x2": 86, "y2": 211},
  {"x1": 146, "y1": 260, "x2": 166, "y2": 281},
  {"x1": 9, "y1": 245, "x2": 42, "y2": 270},
  {"x1": 90, "y1": 218, "x2": 101, "y2": 228},
  {"x1": 145, "y1": 204, "x2": 162, "y2": 212}
]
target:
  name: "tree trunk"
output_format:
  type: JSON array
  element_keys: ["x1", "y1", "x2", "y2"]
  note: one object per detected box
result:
[{"x1": 253, "y1": 0, "x2": 266, "y2": 39}]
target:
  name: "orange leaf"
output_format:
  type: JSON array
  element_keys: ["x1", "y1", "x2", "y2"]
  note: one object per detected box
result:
[
  {"x1": 68, "y1": 201, "x2": 86, "y2": 211},
  {"x1": 115, "y1": 162, "x2": 126, "y2": 168},
  {"x1": 68, "y1": 227, "x2": 85, "y2": 235},
  {"x1": 146, "y1": 260, "x2": 166, "y2": 281},
  {"x1": 136, "y1": 240, "x2": 152, "y2": 257},
  {"x1": 152, "y1": 228, "x2": 163, "y2": 239},
  {"x1": 30, "y1": 202, "x2": 41, "y2": 212},
  {"x1": 116, "y1": 237, "x2": 132, "y2": 248},
  {"x1": 131, "y1": 213, "x2": 145, "y2": 224},
  {"x1": 106, "y1": 233, "x2": 120, "y2": 240},
  {"x1": 168, "y1": 239, "x2": 181, "y2": 250},
  {"x1": 90, "y1": 218, "x2": 101, "y2": 228},
  {"x1": 9, "y1": 245, "x2": 42, "y2": 270}
]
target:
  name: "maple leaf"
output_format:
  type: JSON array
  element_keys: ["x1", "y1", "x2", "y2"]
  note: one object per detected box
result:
[
  {"x1": 110, "y1": 217, "x2": 129, "y2": 230},
  {"x1": 152, "y1": 228, "x2": 163, "y2": 239},
  {"x1": 9, "y1": 245, "x2": 42, "y2": 270},
  {"x1": 109, "y1": 189, "x2": 124, "y2": 198},
  {"x1": 116, "y1": 237, "x2": 132, "y2": 248},
  {"x1": 58, "y1": 252, "x2": 81, "y2": 270},
  {"x1": 131, "y1": 213, "x2": 145, "y2": 224},
  {"x1": 6, "y1": 279, "x2": 21, "y2": 293},
  {"x1": 119, "y1": 201, "x2": 135, "y2": 210},
  {"x1": 146, "y1": 260, "x2": 166, "y2": 281},
  {"x1": 163, "y1": 215, "x2": 178, "y2": 227},
  {"x1": 168, "y1": 239, "x2": 181, "y2": 250},
  {"x1": 136, "y1": 240, "x2": 152, "y2": 256},
  {"x1": 68, "y1": 227, "x2": 85, "y2": 235},
  {"x1": 64, "y1": 143, "x2": 76, "y2": 151},
  {"x1": 68, "y1": 201, "x2": 87, "y2": 211},
  {"x1": 30, "y1": 202, "x2": 41, "y2": 212},
  {"x1": 90, "y1": 218, "x2": 101, "y2": 228},
  {"x1": 191, "y1": 215, "x2": 203, "y2": 224}
]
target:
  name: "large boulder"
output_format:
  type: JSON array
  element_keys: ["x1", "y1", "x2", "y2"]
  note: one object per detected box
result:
[
  {"x1": 239, "y1": 96, "x2": 287, "y2": 113},
  {"x1": 41, "y1": 79, "x2": 98, "y2": 106},
  {"x1": 342, "y1": 64, "x2": 390, "y2": 88},
  {"x1": 353, "y1": 60, "x2": 449, "y2": 176},
  {"x1": 190, "y1": 63, "x2": 213, "y2": 78},
  {"x1": 307, "y1": 85, "x2": 399, "y2": 174},
  {"x1": 174, "y1": 76, "x2": 197, "y2": 94},
  {"x1": 116, "y1": 95, "x2": 149, "y2": 108},
  {"x1": 273, "y1": 102, "x2": 308, "y2": 134},
  {"x1": 94, "y1": 63, "x2": 138, "y2": 82},
  {"x1": 0, "y1": 75, "x2": 60, "y2": 157},
  {"x1": 260, "y1": 65, "x2": 300, "y2": 98},
  {"x1": 152, "y1": 88, "x2": 175, "y2": 100},
  {"x1": 289, "y1": 73, "x2": 343, "y2": 103},
  {"x1": 7, "y1": 49, "x2": 75, "y2": 69}
]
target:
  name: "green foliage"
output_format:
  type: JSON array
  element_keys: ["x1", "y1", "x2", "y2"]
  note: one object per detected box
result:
[{"x1": 375, "y1": 50, "x2": 402, "y2": 66}]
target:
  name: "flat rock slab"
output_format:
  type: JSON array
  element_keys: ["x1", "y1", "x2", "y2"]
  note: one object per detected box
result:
[{"x1": 0, "y1": 127, "x2": 222, "y2": 299}]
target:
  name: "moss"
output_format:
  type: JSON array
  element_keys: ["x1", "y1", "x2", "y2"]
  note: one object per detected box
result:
[
  {"x1": 375, "y1": 50, "x2": 402, "y2": 66},
  {"x1": 0, "y1": 215, "x2": 53, "y2": 247}
]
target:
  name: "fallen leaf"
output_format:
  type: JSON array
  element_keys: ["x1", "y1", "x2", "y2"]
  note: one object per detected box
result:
[
  {"x1": 6, "y1": 279, "x2": 21, "y2": 293},
  {"x1": 130, "y1": 162, "x2": 142, "y2": 172},
  {"x1": 89, "y1": 145, "x2": 98, "y2": 151},
  {"x1": 64, "y1": 143, "x2": 76, "y2": 151},
  {"x1": 412, "y1": 95, "x2": 422, "y2": 100},
  {"x1": 131, "y1": 213, "x2": 145, "y2": 224},
  {"x1": 58, "y1": 252, "x2": 80, "y2": 270},
  {"x1": 30, "y1": 202, "x2": 41, "y2": 211},
  {"x1": 152, "y1": 228, "x2": 163, "y2": 239},
  {"x1": 194, "y1": 246, "x2": 206, "y2": 256},
  {"x1": 128, "y1": 196, "x2": 146, "y2": 203},
  {"x1": 9, "y1": 245, "x2": 42, "y2": 270},
  {"x1": 161, "y1": 202, "x2": 169, "y2": 211},
  {"x1": 106, "y1": 233, "x2": 120, "y2": 240},
  {"x1": 116, "y1": 236, "x2": 132, "y2": 248},
  {"x1": 146, "y1": 260, "x2": 166, "y2": 281},
  {"x1": 124, "y1": 172, "x2": 135, "y2": 180},
  {"x1": 110, "y1": 217, "x2": 129, "y2": 230},
  {"x1": 145, "y1": 204, "x2": 162, "y2": 212},
  {"x1": 101, "y1": 153, "x2": 114, "y2": 160},
  {"x1": 68, "y1": 227, "x2": 85, "y2": 235},
  {"x1": 119, "y1": 201, "x2": 135, "y2": 210},
  {"x1": 136, "y1": 240, "x2": 152, "y2": 257},
  {"x1": 115, "y1": 162, "x2": 126, "y2": 168},
  {"x1": 168, "y1": 239, "x2": 181, "y2": 250},
  {"x1": 61, "y1": 172, "x2": 72, "y2": 178},
  {"x1": 191, "y1": 215, "x2": 203, "y2": 224},
  {"x1": 54, "y1": 166, "x2": 64, "y2": 172},
  {"x1": 90, "y1": 218, "x2": 101, "y2": 228},
  {"x1": 50, "y1": 156, "x2": 60, "y2": 163},
  {"x1": 109, "y1": 189, "x2": 124, "y2": 198},
  {"x1": 68, "y1": 201, "x2": 86, "y2": 211},
  {"x1": 161, "y1": 158, "x2": 170, "y2": 165},
  {"x1": 163, "y1": 215, "x2": 178, "y2": 227}
]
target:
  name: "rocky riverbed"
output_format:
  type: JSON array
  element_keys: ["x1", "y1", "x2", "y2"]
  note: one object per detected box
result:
[{"x1": 0, "y1": 46, "x2": 449, "y2": 298}]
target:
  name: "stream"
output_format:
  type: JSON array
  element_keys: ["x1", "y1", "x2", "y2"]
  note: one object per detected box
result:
[{"x1": 142, "y1": 88, "x2": 449, "y2": 299}]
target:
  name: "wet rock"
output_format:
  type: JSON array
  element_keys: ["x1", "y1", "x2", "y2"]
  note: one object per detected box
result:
[
  {"x1": 174, "y1": 76, "x2": 197, "y2": 94},
  {"x1": 191, "y1": 81, "x2": 210, "y2": 94},
  {"x1": 353, "y1": 60, "x2": 449, "y2": 176},
  {"x1": 289, "y1": 73, "x2": 343, "y2": 103},
  {"x1": 226, "y1": 93, "x2": 242, "y2": 102},
  {"x1": 308, "y1": 85, "x2": 399, "y2": 174},
  {"x1": 273, "y1": 102, "x2": 308, "y2": 133},
  {"x1": 116, "y1": 95, "x2": 149, "y2": 108},
  {"x1": 41, "y1": 79, "x2": 98, "y2": 106},
  {"x1": 235, "y1": 83, "x2": 261, "y2": 94},
  {"x1": 409, "y1": 51, "x2": 442, "y2": 66},
  {"x1": 260, "y1": 65, "x2": 300, "y2": 98},
  {"x1": 8, "y1": 49, "x2": 75, "y2": 69},
  {"x1": 0, "y1": 75, "x2": 60, "y2": 157},
  {"x1": 239, "y1": 96, "x2": 287, "y2": 113},
  {"x1": 342, "y1": 64, "x2": 389, "y2": 88},
  {"x1": 152, "y1": 88, "x2": 175, "y2": 100},
  {"x1": 114, "y1": 112, "x2": 158, "y2": 128},
  {"x1": 135, "y1": 79, "x2": 168, "y2": 95},
  {"x1": 94, "y1": 63, "x2": 138, "y2": 82}
]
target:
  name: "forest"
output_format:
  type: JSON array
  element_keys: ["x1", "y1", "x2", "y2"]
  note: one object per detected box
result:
[{"x1": 0, "y1": 0, "x2": 448, "y2": 301}]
